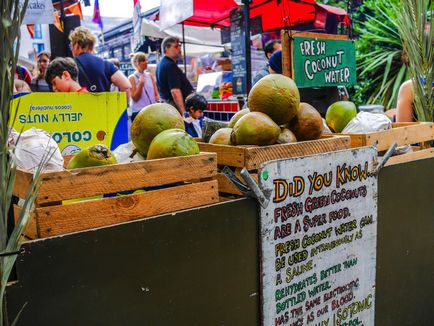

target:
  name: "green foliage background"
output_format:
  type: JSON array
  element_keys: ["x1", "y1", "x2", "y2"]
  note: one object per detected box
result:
[{"x1": 318, "y1": 0, "x2": 409, "y2": 109}]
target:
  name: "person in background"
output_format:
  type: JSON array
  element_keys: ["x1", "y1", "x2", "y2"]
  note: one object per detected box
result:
[
  {"x1": 128, "y1": 52, "x2": 160, "y2": 122},
  {"x1": 156, "y1": 36, "x2": 193, "y2": 115},
  {"x1": 14, "y1": 64, "x2": 32, "y2": 85},
  {"x1": 253, "y1": 40, "x2": 281, "y2": 85},
  {"x1": 31, "y1": 51, "x2": 51, "y2": 92},
  {"x1": 183, "y1": 93, "x2": 207, "y2": 138},
  {"x1": 108, "y1": 58, "x2": 121, "y2": 92},
  {"x1": 396, "y1": 78, "x2": 434, "y2": 122},
  {"x1": 68, "y1": 26, "x2": 131, "y2": 94},
  {"x1": 268, "y1": 50, "x2": 283, "y2": 74},
  {"x1": 13, "y1": 80, "x2": 32, "y2": 94},
  {"x1": 45, "y1": 57, "x2": 88, "y2": 93}
]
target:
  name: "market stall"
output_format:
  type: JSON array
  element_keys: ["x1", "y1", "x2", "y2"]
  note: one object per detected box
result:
[
  {"x1": 3, "y1": 2, "x2": 434, "y2": 325},
  {"x1": 5, "y1": 157, "x2": 434, "y2": 325}
]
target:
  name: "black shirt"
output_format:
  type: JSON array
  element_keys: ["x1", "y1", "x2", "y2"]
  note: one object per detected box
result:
[
  {"x1": 75, "y1": 53, "x2": 118, "y2": 92},
  {"x1": 156, "y1": 56, "x2": 193, "y2": 101}
]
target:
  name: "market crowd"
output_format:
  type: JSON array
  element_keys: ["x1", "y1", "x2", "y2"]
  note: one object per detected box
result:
[
  {"x1": 14, "y1": 26, "x2": 419, "y2": 129},
  {"x1": 14, "y1": 27, "x2": 209, "y2": 137}
]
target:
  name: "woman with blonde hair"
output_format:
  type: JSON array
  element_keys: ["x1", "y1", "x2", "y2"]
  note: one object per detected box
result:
[
  {"x1": 69, "y1": 26, "x2": 131, "y2": 94},
  {"x1": 128, "y1": 52, "x2": 160, "y2": 121}
]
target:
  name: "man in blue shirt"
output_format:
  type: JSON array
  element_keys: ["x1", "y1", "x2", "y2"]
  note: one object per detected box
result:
[
  {"x1": 69, "y1": 26, "x2": 131, "y2": 94},
  {"x1": 156, "y1": 37, "x2": 193, "y2": 115}
]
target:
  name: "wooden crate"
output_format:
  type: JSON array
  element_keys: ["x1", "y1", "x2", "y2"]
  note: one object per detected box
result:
[
  {"x1": 385, "y1": 147, "x2": 434, "y2": 167},
  {"x1": 198, "y1": 135, "x2": 351, "y2": 195},
  {"x1": 13, "y1": 153, "x2": 218, "y2": 239},
  {"x1": 338, "y1": 122, "x2": 434, "y2": 151}
]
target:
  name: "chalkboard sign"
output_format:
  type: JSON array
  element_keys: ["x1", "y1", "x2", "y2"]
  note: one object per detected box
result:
[
  {"x1": 230, "y1": 9, "x2": 247, "y2": 95},
  {"x1": 259, "y1": 147, "x2": 377, "y2": 325},
  {"x1": 292, "y1": 35, "x2": 356, "y2": 88},
  {"x1": 250, "y1": 15, "x2": 263, "y2": 36}
]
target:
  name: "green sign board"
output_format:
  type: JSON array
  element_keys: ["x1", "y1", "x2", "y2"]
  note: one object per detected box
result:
[{"x1": 293, "y1": 36, "x2": 356, "y2": 88}]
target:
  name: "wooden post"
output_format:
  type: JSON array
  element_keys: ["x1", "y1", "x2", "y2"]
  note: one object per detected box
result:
[{"x1": 281, "y1": 30, "x2": 292, "y2": 78}]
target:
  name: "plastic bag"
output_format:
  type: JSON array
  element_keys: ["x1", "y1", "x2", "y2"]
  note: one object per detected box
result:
[
  {"x1": 342, "y1": 112, "x2": 392, "y2": 134},
  {"x1": 113, "y1": 141, "x2": 145, "y2": 163},
  {"x1": 9, "y1": 127, "x2": 64, "y2": 172},
  {"x1": 322, "y1": 118, "x2": 333, "y2": 134},
  {"x1": 202, "y1": 117, "x2": 229, "y2": 143}
]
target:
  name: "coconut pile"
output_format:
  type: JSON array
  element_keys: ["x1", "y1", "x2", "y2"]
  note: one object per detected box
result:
[
  {"x1": 66, "y1": 103, "x2": 199, "y2": 169},
  {"x1": 208, "y1": 74, "x2": 361, "y2": 146}
]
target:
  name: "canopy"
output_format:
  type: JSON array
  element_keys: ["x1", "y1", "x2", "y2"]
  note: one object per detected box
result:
[
  {"x1": 141, "y1": 19, "x2": 224, "y2": 55},
  {"x1": 159, "y1": 0, "x2": 321, "y2": 31}
]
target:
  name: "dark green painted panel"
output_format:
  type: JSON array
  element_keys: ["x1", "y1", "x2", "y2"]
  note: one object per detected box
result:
[
  {"x1": 5, "y1": 158, "x2": 434, "y2": 325},
  {"x1": 376, "y1": 158, "x2": 434, "y2": 325},
  {"x1": 6, "y1": 198, "x2": 260, "y2": 326}
]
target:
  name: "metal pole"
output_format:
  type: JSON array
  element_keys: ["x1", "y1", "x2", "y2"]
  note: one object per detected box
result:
[
  {"x1": 243, "y1": 0, "x2": 252, "y2": 94},
  {"x1": 59, "y1": 0, "x2": 69, "y2": 56},
  {"x1": 182, "y1": 22, "x2": 187, "y2": 75}
]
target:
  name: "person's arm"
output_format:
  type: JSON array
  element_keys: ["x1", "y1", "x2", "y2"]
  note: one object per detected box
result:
[
  {"x1": 129, "y1": 75, "x2": 144, "y2": 102},
  {"x1": 396, "y1": 80, "x2": 414, "y2": 122},
  {"x1": 151, "y1": 75, "x2": 160, "y2": 102},
  {"x1": 171, "y1": 88, "x2": 186, "y2": 115},
  {"x1": 111, "y1": 70, "x2": 132, "y2": 101}
]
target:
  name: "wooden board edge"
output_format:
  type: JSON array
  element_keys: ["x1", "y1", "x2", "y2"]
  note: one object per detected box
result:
[
  {"x1": 35, "y1": 180, "x2": 219, "y2": 238},
  {"x1": 34, "y1": 153, "x2": 218, "y2": 204},
  {"x1": 197, "y1": 143, "x2": 246, "y2": 168},
  {"x1": 385, "y1": 148, "x2": 434, "y2": 166},
  {"x1": 13, "y1": 204, "x2": 38, "y2": 240},
  {"x1": 243, "y1": 136, "x2": 351, "y2": 170},
  {"x1": 13, "y1": 169, "x2": 33, "y2": 199}
]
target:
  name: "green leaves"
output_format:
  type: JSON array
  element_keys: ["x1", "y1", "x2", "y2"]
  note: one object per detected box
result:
[
  {"x1": 354, "y1": 0, "x2": 410, "y2": 109},
  {"x1": 0, "y1": 0, "x2": 35, "y2": 324},
  {"x1": 397, "y1": 0, "x2": 434, "y2": 122}
]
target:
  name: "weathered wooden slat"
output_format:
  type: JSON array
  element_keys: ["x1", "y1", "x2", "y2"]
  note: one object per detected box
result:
[
  {"x1": 12, "y1": 171, "x2": 33, "y2": 200},
  {"x1": 244, "y1": 136, "x2": 351, "y2": 170},
  {"x1": 365, "y1": 122, "x2": 433, "y2": 151},
  {"x1": 35, "y1": 180, "x2": 219, "y2": 237},
  {"x1": 340, "y1": 122, "x2": 433, "y2": 151},
  {"x1": 13, "y1": 205, "x2": 38, "y2": 240},
  {"x1": 216, "y1": 173, "x2": 244, "y2": 196},
  {"x1": 15, "y1": 153, "x2": 217, "y2": 204},
  {"x1": 385, "y1": 148, "x2": 434, "y2": 166},
  {"x1": 198, "y1": 143, "x2": 245, "y2": 168}
]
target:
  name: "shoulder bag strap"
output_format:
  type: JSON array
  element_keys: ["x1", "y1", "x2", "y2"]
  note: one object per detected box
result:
[{"x1": 74, "y1": 58, "x2": 97, "y2": 92}]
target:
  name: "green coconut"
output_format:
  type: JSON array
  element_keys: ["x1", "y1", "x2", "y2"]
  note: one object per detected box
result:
[
  {"x1": 325, "y1": 101, "x2": 357, "y2": 133},
  {"x1": 231, "y1": 112, "x2": 280, "y2": 146},
  {"x1": 289, "y1": 102, "x2": 324, "y2": 141},
  {"x1": 248, "y1": 74, "x2": 300, "y2": 125},
  {"x1": 131, "y1": 103, "x2": 185, "y2": 156},
  {"x1": 147, "y1": 129, "x2": 200, "y2": 160},
  {"x1": 209, "y1": 128, "x2": 233, "y2": 145},
  {"x1": 67, "y1": 144, "x2": 117, "y2": 169},
  {"x1": 228, "y1": 108, "x2": 250, "y2": 128}
]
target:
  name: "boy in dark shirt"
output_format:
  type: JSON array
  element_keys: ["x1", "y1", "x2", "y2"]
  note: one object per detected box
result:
[
  {"x1": 184, "y1": 93, "x2": 207, "y2": 138},
  {"x1": 45, "y1": 57, "x2": 88, "y2": 93}
]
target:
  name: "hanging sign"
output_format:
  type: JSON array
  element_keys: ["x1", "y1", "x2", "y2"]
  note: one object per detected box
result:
[
  {"x1": 258, "y1": 147, "x2": 378, "y2": 326},
  {"x1": 10, "y1": 92, "x2": 128, "y2": 155},
  {"x1": 20, "y1": 0, "x2": 55, "y2": 25},
  {"x1": 282, "y1": 31, "x2": 356, "y2": 88},
  {"x1": 230, "y1": 8, "x2": 247, "y2": 95}
]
